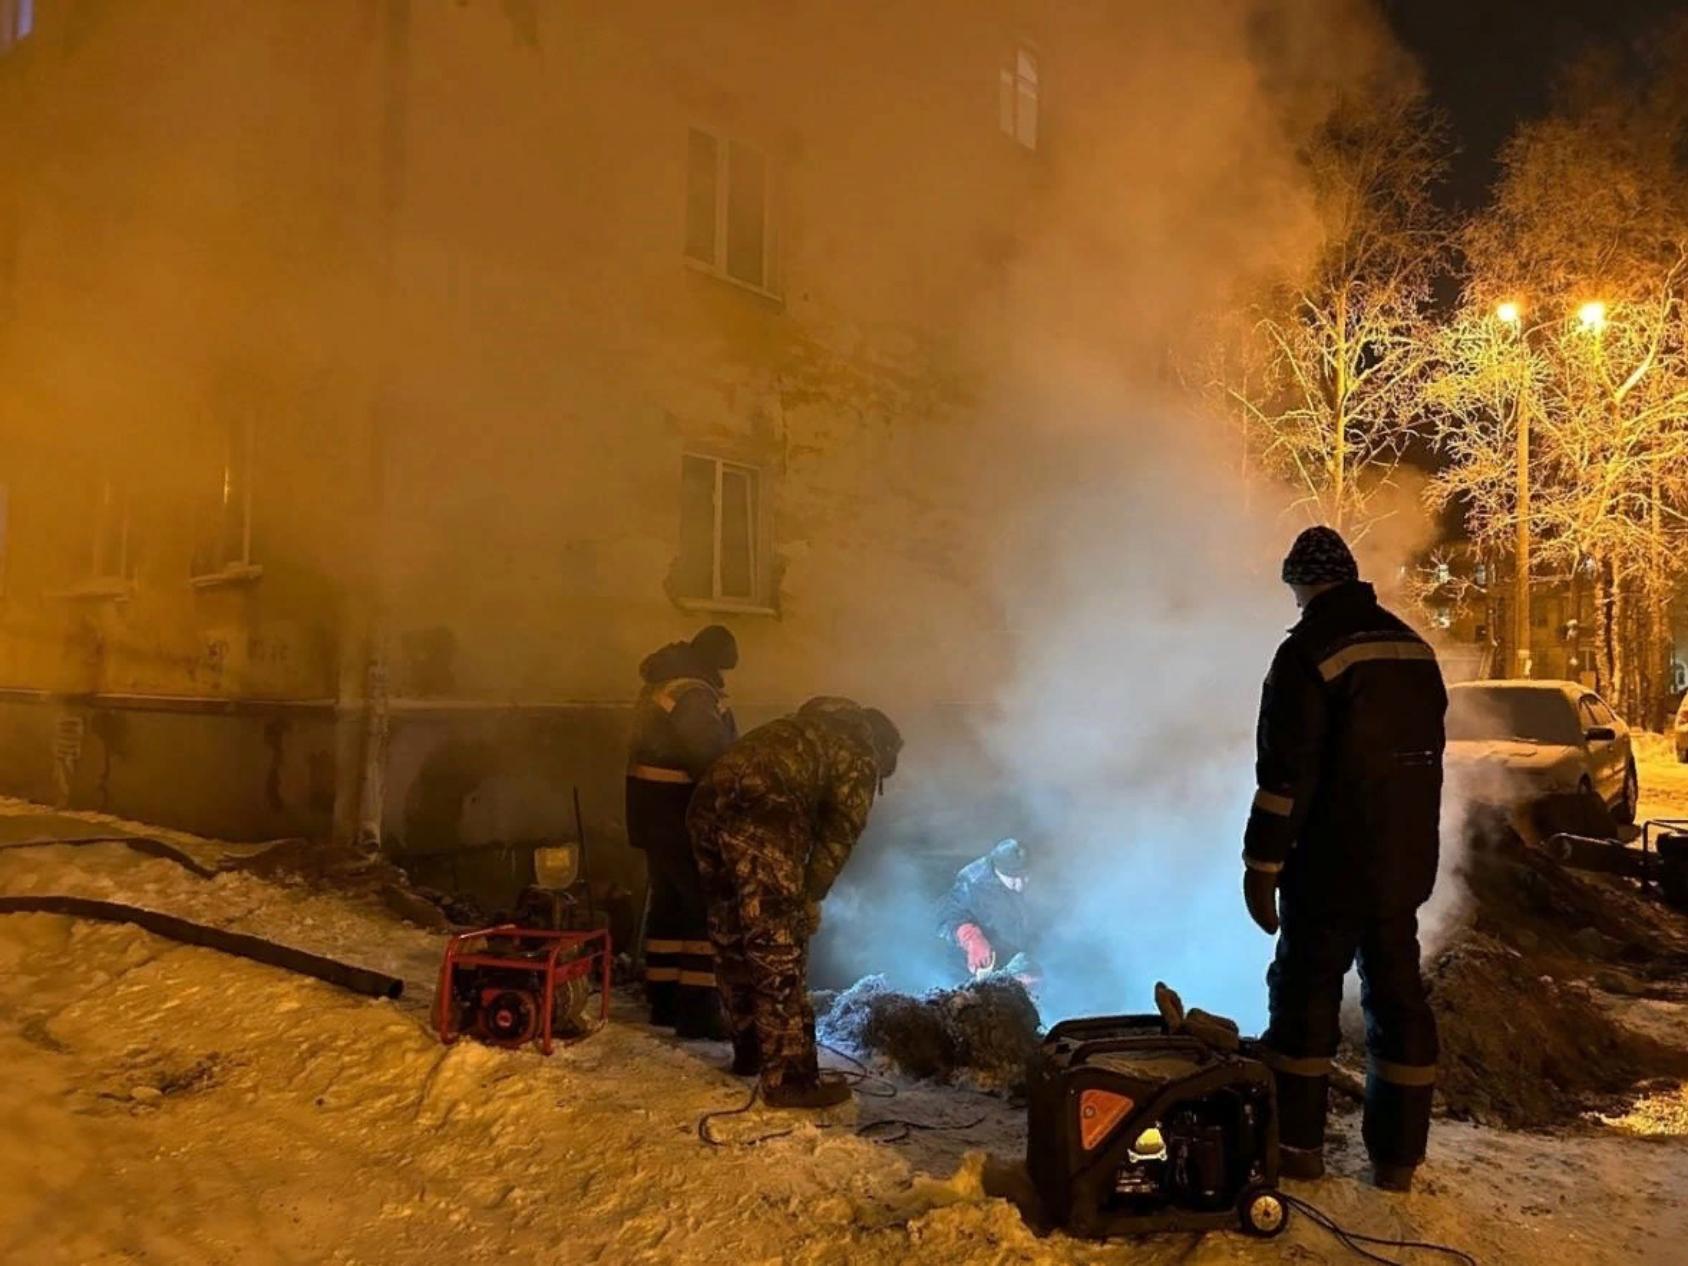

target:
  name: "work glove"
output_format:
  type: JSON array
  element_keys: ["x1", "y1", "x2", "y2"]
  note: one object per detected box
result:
[
  {"x1": 1243, "y1": 867, "x2": 1280, "y2": 936},
  {"x1": 956, "y1": 922, "x2": 996, "y2": 974}
]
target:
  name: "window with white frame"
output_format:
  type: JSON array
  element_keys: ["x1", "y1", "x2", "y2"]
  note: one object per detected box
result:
[
  {"x1": 0, "y1": 0, "x2": 34, "y2": 55},
  {"x1": 192, "y1": 414, "x2": 260, "y2": 582},
  {"x1": 675, "y1": 454, "x2": 765, "y2": 608},
  {"x1": 684, "y1": 127, "x2": 778, "y2": 295},
  {"x1": 998, "y1": 45, "x2": 1039, "y2": 149}
]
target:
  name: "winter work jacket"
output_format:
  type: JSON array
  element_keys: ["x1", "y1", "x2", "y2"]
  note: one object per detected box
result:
[
  {"x1": 935, "y1": 857, "x2": 1029, "y2": 962},
  {"x1": 627, "y1": 643, "x2": 738, "y2": 785},
  {"x1": 687, "y1": 707, "x2": 883, "y2": 902},
  {"x1": 1243, "y1": 581, "x2": 1447, "y2": 912},
  {"x1": 626, "y1": 643, "x2": 738, "y2": 851}
]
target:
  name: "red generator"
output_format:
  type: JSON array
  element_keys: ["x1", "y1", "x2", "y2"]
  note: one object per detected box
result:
[{"x1": 434, "y1": 925, "x2": 612, "y2": 1054}]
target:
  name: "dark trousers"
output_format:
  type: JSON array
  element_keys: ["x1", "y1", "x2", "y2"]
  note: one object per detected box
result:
[
  {"x1": 1262, "y1": 899, "x2": 1438, "y2": 1168},
  {"x1": 628, "y1": 778, "x2": 721, "y2": 1036}
]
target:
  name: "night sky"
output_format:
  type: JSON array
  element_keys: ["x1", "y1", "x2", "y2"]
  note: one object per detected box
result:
[{"x1": 1383, "y1": 0, "x2": 1685, "y2": 208}]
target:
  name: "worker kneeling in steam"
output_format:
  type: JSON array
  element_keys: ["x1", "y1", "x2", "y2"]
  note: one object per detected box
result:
[
  {"x1": 626, "y1": 625, "x2": 740, "y2": 1038},
  {"x1": 687, "y1": 696, "x2": 902, "y2": 1109},
  {"x1": 936, "y1": 838, "x2": 1034, "y2": 984},
  {"x1": 1243, "y1": 527, "x2": 1446, "y2": 1193}
]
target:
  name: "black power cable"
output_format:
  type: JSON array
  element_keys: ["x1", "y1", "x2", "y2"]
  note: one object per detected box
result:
[{"x1": 1282, "y1": 1193, "x2": 1479, "y2": 1266}]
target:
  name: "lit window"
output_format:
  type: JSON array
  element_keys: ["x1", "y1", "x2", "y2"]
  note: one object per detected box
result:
[
  {"x1": 999, "y1": 46, "x2": 1039, "y2": 149},
  {"x1": 684, "y1": 128, "x2": 777, "y2": 295},
  {"x1": 675, "y1": 454, "x2": 764, "y2": 608},
  {"x1": 1435, "y1": 562, "x2": 1451, "y2": 585},
  {"x1": 0, "y1": 0, "x2": 34, "y2": 54}
]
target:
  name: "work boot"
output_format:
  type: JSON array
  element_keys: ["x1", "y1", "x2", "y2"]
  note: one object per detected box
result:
[
  {"x1": 646, "y1": 981, "x2": 678, "y2": 1029},
  {"x1": 675, "y1": 993, "x2": 730, "y2": 1041},
  {"x1": 730, "y1": 1030, "x2": 762, "y2": 1076},
  {"x1": 1279, "y1": 1145, "x2": 1326, "y2": 1181},
  {"x1": 762, "y1": 1070, "x2": 852, "y2": 1110},
  {"x1": 1371, "y1": 1162, "x2": 1417, "y2": 1193}
]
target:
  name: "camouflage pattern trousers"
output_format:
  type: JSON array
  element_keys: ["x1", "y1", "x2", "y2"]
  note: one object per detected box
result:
[{"x1": 690, "y1": 806, "x2": 818, "y2": 1090}]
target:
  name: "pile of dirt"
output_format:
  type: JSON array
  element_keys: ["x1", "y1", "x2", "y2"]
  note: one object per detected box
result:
[
  {"x1": 818, "y1": 974, "x2": 1041, "y2": 1092},
  {"x1": 1423, "y1": 824, "x2": 1688, "y2": 1127},
  {"x1": 1428, "y1": 930, "x2": 1687, "y2": 1126}
]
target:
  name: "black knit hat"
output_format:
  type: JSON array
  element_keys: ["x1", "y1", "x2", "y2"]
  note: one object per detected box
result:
[
  {"x1": 989, "y1": 837, "x2": 1027, "y2": 878},
  {"x1": 1282, "y1": 526, "x2": 1358, "y2": 586}
]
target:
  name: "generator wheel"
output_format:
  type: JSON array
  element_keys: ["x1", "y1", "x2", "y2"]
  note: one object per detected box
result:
[{"x1": 1238, "y1": 1185, "x2": 1288, "y2": 1238}]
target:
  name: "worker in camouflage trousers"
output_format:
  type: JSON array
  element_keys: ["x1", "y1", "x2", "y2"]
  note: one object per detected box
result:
[
  {"x1": 687, "y1": 696, "x2": 902, "y2": 1109},
  {"x1": 1243, "y1": 527, "x2": 1447, "y2": 1193},
  {"x1": 626, "y1": 625, "x2": 739, "y2": 1038}
]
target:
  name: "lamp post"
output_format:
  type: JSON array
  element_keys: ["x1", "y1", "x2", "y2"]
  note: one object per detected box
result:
[{"x1": 1497, "y1": 300, "x2": 1532, "y2": 678}]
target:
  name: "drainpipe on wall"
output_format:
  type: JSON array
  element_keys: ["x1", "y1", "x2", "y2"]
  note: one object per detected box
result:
[
  {"x1": 355, "y1": 649, "x2": 390, "y2": 852},
  {"x1": 334, "y1": 0, "x2": 409, "y2": 851}
]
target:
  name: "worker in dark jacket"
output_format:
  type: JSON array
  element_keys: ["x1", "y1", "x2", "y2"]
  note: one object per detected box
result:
[
  {"x1": 626, "y1": 625, "x2": 739, "y2": 1037},
  {"x1": 688, "y1": 697, "x2": 902, "y2": 1109},
  {"x1": 936, "y1": 838, "x2": 1030, "y2": 980},
  {"x1": 1243, "y1": 527, "x2": 1446, "y2": 1193}
]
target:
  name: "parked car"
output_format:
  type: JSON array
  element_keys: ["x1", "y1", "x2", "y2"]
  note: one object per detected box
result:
[{"x1": 1444, "y1": 680, "x2": 1639, "y2": 824}]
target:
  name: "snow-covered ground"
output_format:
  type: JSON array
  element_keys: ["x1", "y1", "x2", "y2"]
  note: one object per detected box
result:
[
  {"x1": 2, "y1": 797, "x2": 1687, "y2": 1264},
  {"x1": 1636, "y1": 732, "x2": 1688, "y2": 822}
]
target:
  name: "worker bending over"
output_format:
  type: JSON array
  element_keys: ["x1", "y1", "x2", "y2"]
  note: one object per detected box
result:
[
  {"x1": 1243, "y1": 527, "x2": 1446, "y2": 1192},
  {"x1": 688, "y1": 696, "x2": 902, "y2": 1109}
]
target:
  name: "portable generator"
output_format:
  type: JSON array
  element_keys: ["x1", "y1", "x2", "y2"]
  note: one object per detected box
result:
[
  {"x1": 1026, "y1": 1011, "x2": 1287, "y2": 1240},
  {"x1": 433, "y1": 924, "x2": 612, "y2": 1055}
]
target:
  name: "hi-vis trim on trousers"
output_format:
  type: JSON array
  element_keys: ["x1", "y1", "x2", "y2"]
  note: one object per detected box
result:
[
  {"x1": 1371, "y1": 1056, "x2": 1437, "y2": 1087},
  {"x1": 1253, "y1": 788, "x2": 1294, "y2": 816},
  {"x1": 629, "y1": 764, "x2": 693, "y2": 785},
  {"x1": 1317, "y1": 640, "x2": 1437, "y2": 682}
]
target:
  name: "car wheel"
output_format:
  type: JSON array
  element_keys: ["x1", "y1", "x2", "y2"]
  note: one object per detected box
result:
[{"x1": 1615, "y1": 762, "x2": 1639, "y2": 826}]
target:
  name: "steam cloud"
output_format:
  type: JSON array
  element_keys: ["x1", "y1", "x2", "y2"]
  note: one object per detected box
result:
[{"x1": 815, "y1": 0, "x2": 1433, "y2": 1032}]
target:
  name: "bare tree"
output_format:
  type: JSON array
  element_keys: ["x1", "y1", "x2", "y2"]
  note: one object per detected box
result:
[{"x1": 1206, "y1": 93, "x2": 1452, "y2": 535}]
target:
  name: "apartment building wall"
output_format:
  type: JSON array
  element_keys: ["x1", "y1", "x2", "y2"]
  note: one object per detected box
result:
[{"x1": 0, "y1": 2, "x2": 1046, "y2": 895}]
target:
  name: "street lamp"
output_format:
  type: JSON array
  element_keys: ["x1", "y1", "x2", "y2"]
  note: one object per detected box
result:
[
  {"x1": 1495, "y1": 300, "x2": 1531, "y2": 677},
  {"x1": 1578, "y1": 300, "x2": 1607, "y2": 333}
]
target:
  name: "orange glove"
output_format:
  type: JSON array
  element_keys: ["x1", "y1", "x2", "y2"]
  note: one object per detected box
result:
[{"x1": 956, "y1": 923, "x2": 995, "y2": 974}]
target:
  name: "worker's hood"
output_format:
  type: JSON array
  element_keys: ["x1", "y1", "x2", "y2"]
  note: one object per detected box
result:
[
  {"x1": 798, "y1": 698, "x2": 903, "y2": 778},
  {"x1": 638, "y1": 642, "x2": 721, "y2": 688}
]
